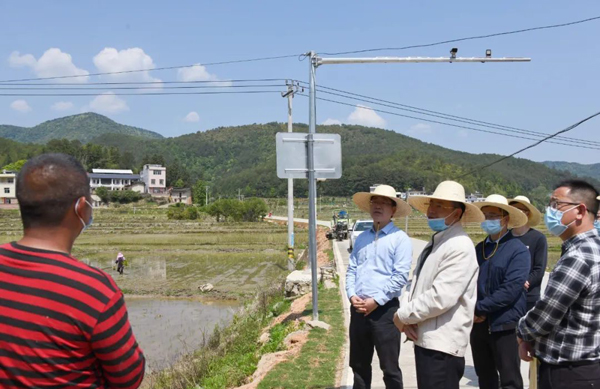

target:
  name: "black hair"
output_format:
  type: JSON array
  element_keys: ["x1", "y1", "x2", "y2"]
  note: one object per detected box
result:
[
  {"x1": 556, "y1": 179, "x2": 600, "y2": 217},
  {"x1": 16, "y1": 153, "x2": 90, "y2": 229}
]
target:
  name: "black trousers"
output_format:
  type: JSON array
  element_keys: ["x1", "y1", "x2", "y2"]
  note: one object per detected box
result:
[
  {"x1": 349, "y1": 298, "x2": 402, "y2": 389},
  {"x1": 539, "y1": 361, "x2": 600, "y2": 389},
  {"x1": 470, "y1": 321, "x2": 523, "y2": 389},
  {"x1": 415, "y1": 346, "x2": 465, "y2": 389}
]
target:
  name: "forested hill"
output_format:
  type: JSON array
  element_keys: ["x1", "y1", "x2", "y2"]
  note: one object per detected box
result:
[
  {"x1": 2, "y1": 121, "x2": 594, "y2": 208},
  {"x1": 0, "y1": 113, "x2": 163, "y2": 144},
  {"x1": 543, "y1": 161, "x2": 600, "y2": 181}
]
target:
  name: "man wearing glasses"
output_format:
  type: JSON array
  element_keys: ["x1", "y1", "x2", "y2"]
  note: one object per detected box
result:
[
  {"x1": 517, "y1": 180, "x2": 600, "y2": 389},
  {"x1": 471, "y1": 194, "x2": 530, "y2": 389},
  {"x1": 346, "y1": 184, "x2": 413, "y2": 389},
  {"x1": 394, "y1": 181, "x2": 484, "y2": 389}
]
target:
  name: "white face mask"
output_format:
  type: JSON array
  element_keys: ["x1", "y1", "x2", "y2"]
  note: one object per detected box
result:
[{"x1": 75, "y1": 198, "x2": 93, "y2": 233}]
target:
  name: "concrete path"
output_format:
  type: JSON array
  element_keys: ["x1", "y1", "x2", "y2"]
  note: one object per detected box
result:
[{"x1": 335, "y1": 238, "x2": 549, "y2": 389}]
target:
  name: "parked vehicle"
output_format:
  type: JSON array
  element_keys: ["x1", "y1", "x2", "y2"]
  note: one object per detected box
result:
[{"x1": 348, "y1": 219, "x2": 374, "y2": 252}]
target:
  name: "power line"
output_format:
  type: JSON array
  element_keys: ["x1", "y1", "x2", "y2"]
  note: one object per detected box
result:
[
  {"x1": 457, "y1": 110, "x2": 600, "y2": 178},
  {"x1": 0, "y1": 90, "x2": 283, "y2": 97},
  {"x1": 0, "y1": 55, "x2": 301, "y2": 83},
  {"x1": 0, "y1": 78, "x2": 290, "y2": 86},
  {"x1": 0, "y1": 84, "x2": 285, "y2": 91},
  {"x1": 298, "y1": 93, "x2": 600, "y2": 151},
  {"x1": 320, "y1": 15, "x2": 600, "y2": 56},
  {"x1": 300, "y1": 82, "x2": 600, "y2": 147}
]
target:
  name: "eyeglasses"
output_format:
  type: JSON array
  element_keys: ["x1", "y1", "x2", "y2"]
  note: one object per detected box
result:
[{"x1": 548, "y1": 200, "x2": 580, "y2": 210}]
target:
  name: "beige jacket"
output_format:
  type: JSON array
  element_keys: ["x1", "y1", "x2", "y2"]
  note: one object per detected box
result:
[{"x1": 396, "y1": 223, "x2": 478, "y2": 357}]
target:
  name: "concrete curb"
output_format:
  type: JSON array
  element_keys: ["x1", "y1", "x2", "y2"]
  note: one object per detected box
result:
[{"x1": 333, "y1": 239, "x2": 352, "y2": 389}]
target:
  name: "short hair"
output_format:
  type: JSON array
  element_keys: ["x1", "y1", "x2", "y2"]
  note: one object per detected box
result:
[
  {"x1": 17, "y1": 153, "x2": 90, "y2": 229},
  {"x1": 450, "y1": 201, "x2": 466, "y2": 220},
  {"x1": 556, "y1": 179, "x2": 600, "y2": 217}
]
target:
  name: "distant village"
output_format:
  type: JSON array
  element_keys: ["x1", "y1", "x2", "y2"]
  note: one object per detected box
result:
[{"x1": 0, "y1": 164, "x2": 193, "y2": 208}]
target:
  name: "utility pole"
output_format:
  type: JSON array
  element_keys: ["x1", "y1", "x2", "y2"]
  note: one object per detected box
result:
[
  {"x1": 282, "y1": 80, "x2": 304, "y2": 271},
  {"x1": 205, "y1": 186, "x2": 209, "y2": 206},
  {"x1": 305, "y1": 48, "x2": 530, "y2": 322}
]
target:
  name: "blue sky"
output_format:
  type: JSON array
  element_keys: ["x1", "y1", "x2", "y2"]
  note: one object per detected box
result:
[{"x1": 1, "y1": 1, "x2": 599, "y2": 164}]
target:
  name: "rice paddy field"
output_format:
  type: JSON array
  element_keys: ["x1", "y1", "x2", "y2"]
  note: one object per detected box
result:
[{"x1": 0, "y1": 205, "x2": 308, "y2": 370}]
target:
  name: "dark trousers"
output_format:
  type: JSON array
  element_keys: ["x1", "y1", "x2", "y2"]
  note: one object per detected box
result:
[
  {"x1": 539, "y1": 361, "x2": 600, "y2": 389},
  {"x1": 349, "y1": 298, "x2": 402, "y2": 389},
  {"x1": 470, "y1": 321, "x2": 523, "y2": 389},
  {"x1": 415, "y1": 346, "x2": 465, "y2": 389}
]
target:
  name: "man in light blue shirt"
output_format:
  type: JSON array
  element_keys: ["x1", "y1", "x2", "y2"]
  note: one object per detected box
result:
[{"x1": 346, "y1": 184, "x2": 413, "y2": 389}]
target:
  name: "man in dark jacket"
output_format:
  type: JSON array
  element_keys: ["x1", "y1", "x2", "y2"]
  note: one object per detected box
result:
[{"x1": 471, "y1": 195, "x2": 531, "y2": 389}]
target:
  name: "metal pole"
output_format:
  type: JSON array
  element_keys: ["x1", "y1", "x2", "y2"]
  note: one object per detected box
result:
[
  {"x1": 205, "y1": 186, "x2": 209, "y2": 206},
  {"x1": 286, "y1": 85, "x2": 295, "y2": 270},
  {"x1": 405, "y1": 191, "x2": 409, "y2": 233},
  {"x1": 308, "y1": 51, "x2": 319, "y2": 321}
]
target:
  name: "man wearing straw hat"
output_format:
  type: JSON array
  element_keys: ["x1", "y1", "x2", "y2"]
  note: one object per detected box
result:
[
  {"x1": 471, "y1": 194, "x2": 530, "y2": 389},
  {"x1": 393, "y1": 181, "x2": 484, "y2": 389},
  {"x1": 346, "y1": 184, "x2": 413, "y2": 389},
  {"x1": 517, "y1": 180, "x2": 600, "y2": 388},
  {"x1": 508, "y1": 196, "x2": 548, "y2": 311}
]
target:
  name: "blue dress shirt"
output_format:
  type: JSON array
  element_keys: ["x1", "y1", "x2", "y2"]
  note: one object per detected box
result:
[{"x1": 346, "y1": 221, "x2": 413, "y2": 306}]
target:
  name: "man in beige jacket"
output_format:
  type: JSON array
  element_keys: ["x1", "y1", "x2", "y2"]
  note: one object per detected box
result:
[{"x1": 394, "y1": 181, "x2": 484, "y2": 389}]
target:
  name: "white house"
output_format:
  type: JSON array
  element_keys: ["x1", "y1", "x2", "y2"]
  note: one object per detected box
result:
[
  {"x1": 0, "y1": 170, "x2": 17, "y2": 205},
  {"x1": 89, "y1": 169, "x2": 141, "y2": 191},
  {"x1": 466, "y1": 192, "x2": 485, "y2": 203},
  {"x1": 141, "y1": 164, "x2": 167, "y2": 195}
]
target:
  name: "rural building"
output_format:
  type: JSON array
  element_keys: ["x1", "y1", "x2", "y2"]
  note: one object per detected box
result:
[
  {"x1": 170, "y1": 188, "x2": 192, "y2": 204},
  {"x1": 89, "y1": 169, "x2": 141, "y2": 191},
  {"x1": 126, "y1": 182, "x2": 146, "y2": 193},
  {"x1": 0, "y1": 170, "x2": 17, "y2": 205},
  {"x1": 466, "y1": 192, "x2": 485, "y2": 203},
  {"x1": 141, "y1": 164, "x2": 167, "y2": 195}
]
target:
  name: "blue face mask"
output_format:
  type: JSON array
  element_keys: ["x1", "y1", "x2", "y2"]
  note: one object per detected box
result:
[
  {"x1": 593, "y1": 220, "x2": 600, "y2": 233},
  {"x1": 544, "y1": 206, "x2": 576, "y2": 237},
  {"x1": 427, "y1": 210, "x2": 457, "y2": 232},
  {"x1": 481, "y1": 219, "x2": 503, "y2": 235},
  {"x1": 75, "y1": 198, "x2": 94, "y2": 233}
]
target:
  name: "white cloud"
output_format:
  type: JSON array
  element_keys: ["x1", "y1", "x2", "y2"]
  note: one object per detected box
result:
[
  {"x1": 347, "y1": 105, "x2": 386, "y2": 128},
  {"x1": 93, "y1": 47, "x2": 161, "y2": 84},
  {"x1": 10, "y1": 99, "x2": 32, "y2": 113},
  {"x1": 88, "y1": 92, "x2": 129, "y2": 114},
  {"x1": 409, "y1": 123, "x2": 433, "y2": 134},
  {"x1": 8, "y1": 49, "x2": 89, "y2": 83},
  {"x1": 322, "y1": 118, "x2": 343, "y2": 125},
  {"x1": 458, "y1": 129, "x2": 468, "y2": 138},
  {"x1": 184, "y1": 111, "x2": 200, "y2": 122},
  {"x1": 51, "y1": 101, "x2": 74, "y2": 111},
  {"x1": 177, "y1": 64, "x2": 231, "y2": 86}
]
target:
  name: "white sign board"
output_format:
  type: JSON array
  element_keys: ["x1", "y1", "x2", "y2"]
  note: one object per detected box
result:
[{"x1": 276, "y1": 133, "x2": 342, "y2": 179}]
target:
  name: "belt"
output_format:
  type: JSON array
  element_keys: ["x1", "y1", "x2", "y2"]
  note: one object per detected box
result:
[{"x1": 542, "y1": 359, "x2": 600, "y2": 368}]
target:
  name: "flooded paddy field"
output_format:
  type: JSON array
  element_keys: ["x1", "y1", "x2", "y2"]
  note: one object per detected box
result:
[{"x1": 0, "y1": 206, "x2": 308, "y2": 369}]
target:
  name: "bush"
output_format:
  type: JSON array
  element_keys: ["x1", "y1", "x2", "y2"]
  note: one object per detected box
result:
[
  {"x1": 206, "y1": 198, "x2": 268, "y2": 222},
  {"x1": 94, "y1": 188, "x2": 141, "y2": 205},
  {"x1": 167, "y1": 204, "x2": 200, "y2": 220}
]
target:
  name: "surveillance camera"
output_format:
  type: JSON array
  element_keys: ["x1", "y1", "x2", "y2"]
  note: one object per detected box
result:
[
  {"x1": 450, "y1": 48, "x2": 458, "y2": 59},
  {"x1": 486, "y1": 49, "x2": 492, "y2": 58}
]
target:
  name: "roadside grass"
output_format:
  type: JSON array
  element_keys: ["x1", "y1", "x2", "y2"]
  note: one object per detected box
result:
[{"x1": 257, "y1": 285, "x2": 345, "y2": 389}]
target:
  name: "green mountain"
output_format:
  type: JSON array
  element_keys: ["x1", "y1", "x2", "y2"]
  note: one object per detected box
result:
[
  {"x1": 88, "y1": 123, "x2": 593, "y2": 208},
  {"x1": 0, "y1": 113, "x2": 163, "y2": 144},
  {"x1": 542, "y1": 161, "x2": 600, "y2": 181},
  {"x1": 2, "y1": 118, "x2": 594, "y2": 209}
]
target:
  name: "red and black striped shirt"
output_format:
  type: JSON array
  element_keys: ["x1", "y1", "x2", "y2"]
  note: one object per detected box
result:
[{"x1": 0, "y1": 242, "x2": 145, "y2": 389}]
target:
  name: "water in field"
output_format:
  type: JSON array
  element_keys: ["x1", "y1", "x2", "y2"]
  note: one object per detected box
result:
[{"x1": 125, "y1": 296, "x2": 239, "y2": 370}]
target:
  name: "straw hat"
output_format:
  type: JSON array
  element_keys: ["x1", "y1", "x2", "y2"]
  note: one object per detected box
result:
[
  {"x1": 474, "y1": 194, "x2": 528, "y2": 228},
  {"x1": 408, "y1": 181, "x2": 484, "y2": 223},
  {"x1": 508, "y1": 195, "x2": 542, "y2": 226},
  {"x1": 353, "y1": 185, "x2": 411, "y2": 217}
]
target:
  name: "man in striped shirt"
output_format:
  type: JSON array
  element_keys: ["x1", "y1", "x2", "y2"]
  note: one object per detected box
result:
[
  {"x1": 0, "y1": 153, "x2": 145, "y2": 388},
  {"x1": 517, "y1": 180, "x2": 600, "y2": 389}
]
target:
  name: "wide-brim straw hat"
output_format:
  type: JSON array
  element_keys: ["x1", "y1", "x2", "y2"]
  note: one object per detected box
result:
[
  {"x1": 508, "y1": 195, "x2": 542, "y2": 226},
  {"x1": 474, "y1": 194, "x2": 528, "y2": 228},
  {"x1": 408, "y1": 180, "x2": 484, "y2": 223},
  {"x1": 353, "y1": 185, "x2": 411, "y2": 217}
]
